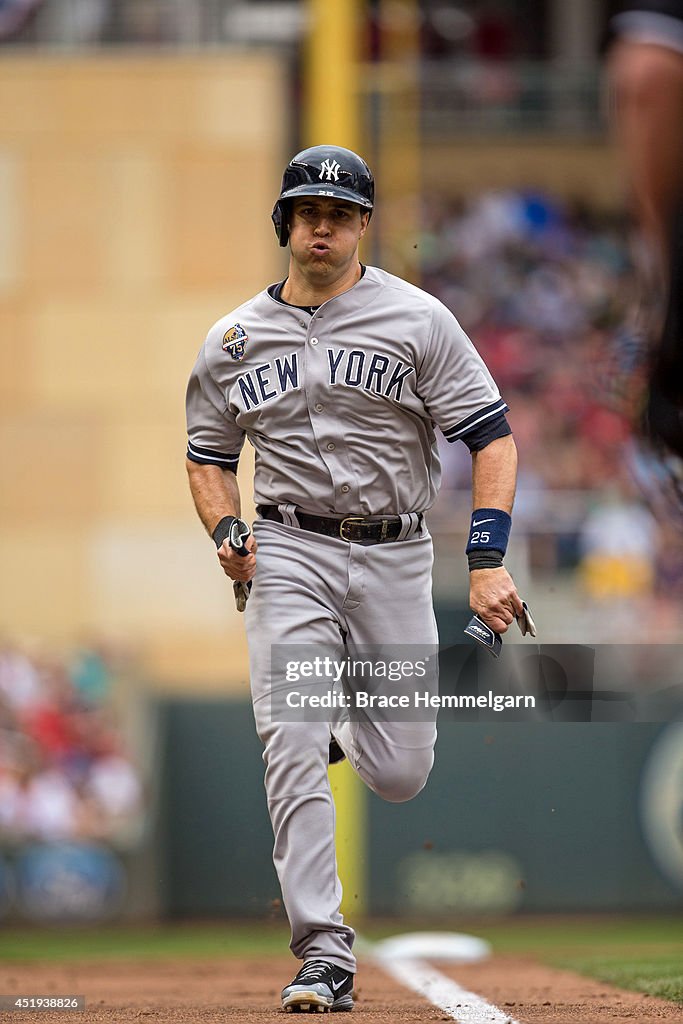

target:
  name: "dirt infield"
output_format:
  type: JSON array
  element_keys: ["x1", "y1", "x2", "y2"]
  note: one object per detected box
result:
[{"x1": 0, "y1": 955, "x2": 679, "y2": 1023}]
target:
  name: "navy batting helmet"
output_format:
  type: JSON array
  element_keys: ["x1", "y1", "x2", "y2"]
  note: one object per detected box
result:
[{"x1": 272, "y1": 144, "x2": 374, "y2": 246}]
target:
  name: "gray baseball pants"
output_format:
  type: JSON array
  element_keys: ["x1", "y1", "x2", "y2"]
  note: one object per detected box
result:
[{"x1": 245, "y1": 517, "x2": 439, "y2": 974}]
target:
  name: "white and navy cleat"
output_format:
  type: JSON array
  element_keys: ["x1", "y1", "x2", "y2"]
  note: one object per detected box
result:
[{"x1": 281, "y1": 959, "x2": 354, "y2": 1013}]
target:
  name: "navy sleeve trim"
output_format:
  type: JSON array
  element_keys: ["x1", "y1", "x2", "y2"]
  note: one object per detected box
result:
[
  {"x1": 459, "y1": 413, "x2": 512, "y2": 453},
  {"x1": 186, "y1": 440, "x2": 240, "y2": 472},
  {"x1": 442, "y1": 399, "x2": 509, "y2": 441}
]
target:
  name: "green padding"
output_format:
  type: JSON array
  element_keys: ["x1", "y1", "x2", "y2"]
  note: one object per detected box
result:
[
  {"x1": 368, "y1": 722, "x2": 683, "y2": 914},
  {"x1": 157, "y1": 692, "x2": 683, "y2": 916},
  {"x1": 157, "y1": 699, "x2": 278, "y2": 917}
]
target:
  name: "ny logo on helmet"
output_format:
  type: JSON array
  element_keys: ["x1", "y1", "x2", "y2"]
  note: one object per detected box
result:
[{"x1": 319, "y1": 159, "x2": 340, "y2": 182}]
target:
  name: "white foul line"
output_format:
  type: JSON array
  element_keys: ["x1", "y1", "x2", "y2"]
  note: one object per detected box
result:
[{"x1": 373, "y1": 951, "x2": 522, "y2": 1024}]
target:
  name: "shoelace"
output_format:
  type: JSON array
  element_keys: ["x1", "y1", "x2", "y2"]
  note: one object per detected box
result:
[{"x1": 295, "y1": 960, "x2": 334, "y2": 983}]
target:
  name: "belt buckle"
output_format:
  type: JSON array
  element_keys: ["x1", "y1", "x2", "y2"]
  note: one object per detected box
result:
[{"x1": 339, "y1": 516, "x2": 365, "y2": 542}]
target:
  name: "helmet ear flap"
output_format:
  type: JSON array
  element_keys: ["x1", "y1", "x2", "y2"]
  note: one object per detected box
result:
[{"x1": 272, "y1": 199, "x2": 290, "y2": 247}]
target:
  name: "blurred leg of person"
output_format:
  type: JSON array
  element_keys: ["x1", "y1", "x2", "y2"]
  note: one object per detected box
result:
[{"x1": 608, "y1": 6, "x2": 683, "y2": 455}]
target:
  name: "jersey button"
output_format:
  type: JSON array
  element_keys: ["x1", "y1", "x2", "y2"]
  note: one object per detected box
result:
[
  {"x1": 340, "y1": 484, "x2": 350, "y2": 493},
  {"x1": 310, "y1": 337, "x2": 319, "y2": 345},
  {"x1": 314, "y1": 403, "x2": 324, "y2": 412},
  {"x1": 298, "y1": 319, "x2": 306, "y2": 327},
  {"x1": 326, "y1": 442, "x2": 336, "y2": 451}
]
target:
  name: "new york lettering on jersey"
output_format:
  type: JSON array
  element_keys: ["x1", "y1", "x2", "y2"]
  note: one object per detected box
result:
[
  {"x1": 237, "y1": 353, "x2": 300, "y2": 410},
  {"x1": 233, "y1": 347, "x2": 414, "y2": 412},
  {"x1": 326, "y1": 349, "x2": 413, "y2": 399}
]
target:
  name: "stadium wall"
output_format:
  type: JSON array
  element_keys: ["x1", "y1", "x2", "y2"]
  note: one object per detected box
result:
[
  {"x1": 158, "y1": 700, "x2": 683, "y2": 915},
  {"x1": 424, "y1": 140, "x2": 622, "y2": 205}
]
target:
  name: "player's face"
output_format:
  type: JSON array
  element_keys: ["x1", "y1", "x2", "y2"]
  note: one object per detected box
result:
[{"x1": 288, "y1": 197, "x2": 369, "y2": 279}]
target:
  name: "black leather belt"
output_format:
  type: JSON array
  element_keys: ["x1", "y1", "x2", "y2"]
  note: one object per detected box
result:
[{"x1": 256, "y1": 505, "x2": 423, "y2": 545}]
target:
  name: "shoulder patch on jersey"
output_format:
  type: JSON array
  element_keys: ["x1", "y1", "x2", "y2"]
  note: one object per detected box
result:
[{"x1": 222, "y1": 323, "x2": 248, "y2": 361}]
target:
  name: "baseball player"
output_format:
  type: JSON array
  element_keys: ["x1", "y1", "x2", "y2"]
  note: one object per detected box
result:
[{"x1": 185, "y1": 145, "x2": 523, "y2": 1013}]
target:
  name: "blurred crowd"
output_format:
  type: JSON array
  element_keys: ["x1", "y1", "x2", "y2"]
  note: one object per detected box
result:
[
  {"x1": 418, "y1": 190, "x2": 635, "y2": 492},
  {"x1": 415, "y1": 190, "x2": 683, "y2": 611},
  {"x1": 0, "y1": 642, "x2": 143, "y2": 847},
  {"x1": 0, "y1": 0, "x2": 301, "y2": 46},
  {"x1": 0, "y1": 0, "x2": 547, "y2": 53}
]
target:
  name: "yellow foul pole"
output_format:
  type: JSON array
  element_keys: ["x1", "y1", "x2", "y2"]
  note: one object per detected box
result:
[
  {"x1": 304, "y1": 0, "x2": 362, "y2": 150},
  {"x1": 305, "y1": 0, "x2": 367, "y2": 917},
  {"x1": 377, "y1": 0, "x2": 421, "y2": 280}
]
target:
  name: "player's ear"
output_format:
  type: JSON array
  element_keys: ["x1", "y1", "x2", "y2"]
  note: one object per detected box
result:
[{"x1": 359, "y1": 211, "x2": 370, "y2": 237}]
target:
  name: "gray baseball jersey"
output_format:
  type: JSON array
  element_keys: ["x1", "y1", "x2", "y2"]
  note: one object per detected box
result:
[
  {"x1": 185, "y1": 265, "x2": 509, "y2": 514},
  {"x1": 185, "y1": 263, "x2": 511, "y2": 976}
]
